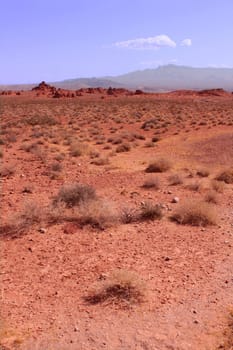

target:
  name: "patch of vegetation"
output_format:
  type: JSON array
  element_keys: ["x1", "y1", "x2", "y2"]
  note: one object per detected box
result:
[
  {"x1": 215, "y1": 168, "x2": 233, "y2": 184},
  {"x1": 140, "y1": 201, "x2": 163, "y2": 221},
  {"x1": 171, "y1": 200, "x2": 217, "y2": 226},
  {"x1": 168, "y1": 173, "x2": 183, "y2": 186},
  {"x1": 142, "y1": 176, "x2": 160, "y2": 189},
  {"x1": 54, "y1": 183, "x2": 96, "y2": 208},
  {"x1": 84, "y1": 269, "x2": 146, "y2": 307},
  {"x1": 145, "y1": 158, "x2": 172, "y2": 173}
]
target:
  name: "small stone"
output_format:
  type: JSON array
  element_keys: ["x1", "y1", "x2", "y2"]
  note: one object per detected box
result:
[
  {"x1": 38, "y1": 227, "x2": 47, "y2": 234},
  {"x1": 172, "y1": 197, "x2": 179, "y2": 203},
  {"x1": 168, "y1": 190, "x2": 172, "y2": 194}
]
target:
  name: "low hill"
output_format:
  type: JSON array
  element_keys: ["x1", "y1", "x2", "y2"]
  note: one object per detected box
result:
[{"x1": 1, "y1": 65, "x2": 233, "y2": 91}]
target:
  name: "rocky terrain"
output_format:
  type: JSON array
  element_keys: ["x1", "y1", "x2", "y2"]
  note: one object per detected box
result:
[{"x1": 0, "y1": 89, "x2": 233, "y2": 349}]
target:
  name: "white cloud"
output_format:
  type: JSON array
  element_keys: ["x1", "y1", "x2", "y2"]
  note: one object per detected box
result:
[
  {"x1": 181, "y1": 38, "x2": 192, "y2": 47},
  {"x1": 113, "y1": 35, "x2": 176, "y2": 50}
]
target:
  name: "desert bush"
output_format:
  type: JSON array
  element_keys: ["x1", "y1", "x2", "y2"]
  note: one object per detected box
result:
[
  {"x1": 84, "y1": 269, "x2": 146, "y2": 307},
  {"x1": 20, "y1": 142, "x2": 38, "y2": 152},
  {"x1": 0, "y1": 164, "x2": 15, "y2": 177},
  {"x1": 168, "y1": 173, "x2": 183, "y2": 186},
  {"x1": 54, "y1": 153, "x2": 65, "y2": 161},
  {"x1": 54, "y1": 183, "x2": 96, "y2": 208},
  {"x1": 171, "y1": 200, "x2": 217, "y2": 226},
  {"x1": 142, "y1": 176, "x2": 160, "y2": 189},
  {"x1": 140, "y1": 201, "x2": 163, "y2": 221},
  {"x1": 145, "y1": 158, "x2": 172, "y2": 173},
  {"x1": 211, "y1": 179, "x2": 225, "y2": 193},
  {"x1": 49, "y1": 162, "x2": 62, "y2": 172},
  {"x1": 1, "y1": 201, "x2": 45, "y2": 237},
  {"x1": 185, "y1": 181, "x2": 203, "y2": 192},
  {"x1": 69, "y1": 142, "x2": 85, "y2": 157},
  {"x1": 120, "y1": 207, "x2": 137, "y2": 224},
  {"x1": 78, "y1": 199, "x2": 118, "y2": 229},
  {"x1": 144, "y1": 141, "x2": 155, "y2": 148},
  {"x1": 196, "y1": 168, "x2": 210, "y2": 177},
  {"x1": 26, "y1": 115, "x2": 57, "y2": 126},
  {"x1": 215, "y1": 168, "x2": 233, "y2": 184},
  {"x1": 151, "y1": 136, "x2": 160, "y2": 143},
  {"x1": 116, "y1": 143, "x2": 131, "y2": 153},
  {"x1": 204, "y1": 191, "x2": 218, "y2": 204},
  {"x1": 91, "y1": 157, "x2": 109, "y2": 166}
]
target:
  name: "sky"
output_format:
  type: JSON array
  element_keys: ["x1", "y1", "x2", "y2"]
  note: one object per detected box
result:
[{"x1": 0, "y1": 0, "x2": 233, "y2": 84}]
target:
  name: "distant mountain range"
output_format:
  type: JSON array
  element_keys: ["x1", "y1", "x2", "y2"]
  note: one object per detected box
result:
[{"x1": 1, "y1": 65, "x2": 233, "y2": 91}]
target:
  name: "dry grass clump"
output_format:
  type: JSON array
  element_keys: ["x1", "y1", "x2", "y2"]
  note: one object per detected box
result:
[
  {"x1": 54, "y1": 183, "x2": 96, "y2": 208},
  {"x1": 91, "y1": 157, "x2": 109, "y2": 166},
  {"x1": 115, "y1": 143, "x2": 131, "y2": 153},
  {"x1": 185, "y1": 181, "x2": 203, "y2": 192},
  {"x1": 78, "y1": 199, "x2": 118, "y2": 229},
  {"x1": 25, "y1": 115, "x2": 57, "y2": 126},
  {"x1": 0, "y1": 201, "x2": 45, "y2": 237},
  {"x1": 69, "y1": 142, "x2": 87, "y2": 157},
  {"x1": 0, "y1": 164, "x2": 15, "y2": 177},
  {"x1": 168, "y1": 173, "x2": 183, "y2": 186},
  {"x1": 215, "y1": 168, "x2": 233, "y2": 184},
  {"x1": 145, "y1": 158, "x2": 172, "y2": 173},
  {"x1": 142, "y1": 175, "x2": 160, "y2": 189},
  {"x1": 215, "y1": 309, "x2": 233, "y2": 350},
  {"x1": 211, "y1": 179, "x2": 225, "y2": 193},
  {"x1": 196, "y1": 168, "x2": 210, "y2": 177},
  {"x1": 140, "y1": 201, "x2": 163, "y2": 221},
  {"x1": 171, "y1": 200, "x2": 217, "y2": 226},
  {"x1": 120, "y1": 207, "x2": 137, "y2": 224},
  {"x1": 204, "y1": 191, "x2": 218, "y2": 204},
  {"x1": 84, "y1": 269, "x2": 146, "y2": 307}
]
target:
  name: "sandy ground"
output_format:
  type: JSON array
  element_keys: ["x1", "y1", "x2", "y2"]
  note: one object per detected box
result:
[{"x1": 0, "y1": 90, "x2": 233, "y2": 349}]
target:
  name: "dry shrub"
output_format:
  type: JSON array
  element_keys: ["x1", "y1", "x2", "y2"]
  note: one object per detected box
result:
[
  {"x1": 171, "y1": 200, "x2": 217, "y2": 226},
  {"x1": 16, "y1": 201, "x2": 45, "y2": 226},
  {"x1": 116, "y1": 143, "x2": 131, "y2": 153},
  {"x1": 91, "y1": 157, "x2": 109, "y2": 166},
  {"x1": 168, "y1": 173, "x2": 183, "y2": 186},
  {"x1": 69, "y1": 142, "x2": 87, "y2": 157},
  {"x1": 26, "y1": 115, "x2": 57, "y2": 126},
  {"x1": 142, "y1": 175, "x2": 160, "y2": 189},
  {"x1": 85, "y1": 269, "x2": 146, "y2": 307},
  {"x1": 0, "y1": 164, "x2": 15, "y2": 177},
  {"x1": 215, "y1": 309, "x2": 233, "y2": 350},
  {"x1": 151, "y1": 136, "x2": 160, "y2": 143},
  {"x1": 78, "y1": 199, "x2": 118, "y2": 229},
  {"x1": 144, "y1": 141, "x2": 155, "y2": 148},
  {"x1": 54, "y1": 183, "x2": 96, "y2": 208},
  {"x1": 215, "y1": 168, "x2": 233, "y2": 184},
  {"x1": 145, "y1": 158, "x2": 172, "y2": 173},
  {"x1": 1, "y1": 201, "x2": 45, "y2": 237},
  {"x1": 211, "y1": 179, "x2": 225, "y2": 193},
  {"x1": 204, "y1": 191, "x2": 218, "y2": 204},
  {"x1": 185, "y1": 181, "x2": 203, "y2": 192},
  {"x1": 196, "y1": 168, "x2": 210, "y2": 177},
  {"x1": 140, "y1": 201, "x2": 163, "y2": 221},
  {"x1": 49, "y1": 162, "x2": 62, "y2": 172},
  {"x1": 121, "y1": 207, "x2": 137, "y2": 224}
]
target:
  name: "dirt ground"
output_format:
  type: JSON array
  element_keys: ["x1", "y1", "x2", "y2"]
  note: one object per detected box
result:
[{"x1": 0, "y1": 89, "x2": 233, "y2": 349}]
